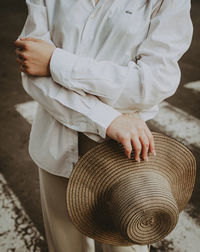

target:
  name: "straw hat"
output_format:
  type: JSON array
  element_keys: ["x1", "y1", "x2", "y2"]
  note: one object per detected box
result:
[{"x1": 66, "y1": 132, "x2": 196, "y2": 246}]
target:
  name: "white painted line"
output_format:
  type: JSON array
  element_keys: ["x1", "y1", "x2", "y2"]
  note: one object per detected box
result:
[
  {"x1": 15, "y1": 101, "x2": 38, "y2": 124},
  {"x1": 153, "y1": 207, "x2": 200, "y2": 252},
  {"x1": 184, "y1": 80, "x2": 200, "y2": 93},
  {"x1": 0, "y1": 173, "x2": 44, "y2": 251},
  {"x1": 150, "y1": 101, "x2": 200, "y2": 250},
  {"x1": 151, "y1": 101, "x2": 200, "y2": 149}
]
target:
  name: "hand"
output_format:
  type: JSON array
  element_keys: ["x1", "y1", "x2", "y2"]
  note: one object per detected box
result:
[
  {"x1": 14, "y1": 37, "x2": 56, "y2": 76},
  {"x1": 106, "y1": 113, "x2": 156, "y2": 162}
]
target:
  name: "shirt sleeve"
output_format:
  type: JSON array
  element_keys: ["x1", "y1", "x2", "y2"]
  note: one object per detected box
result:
[
  {"x1": 19, "y1": 0, "x2": 121, "y2": 139},
  {"x1": 20, "y1": 0, "x2": 53, "y2": 43},
  {"x1": 49, "y1": 0, "x2": 193, "y2": 109},
  {"x1": 21, "y1": 73, "x2": 121, "y2": 139}
]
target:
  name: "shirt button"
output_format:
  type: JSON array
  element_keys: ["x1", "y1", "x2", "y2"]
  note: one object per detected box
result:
[{"x1": 90, "y1": 13, "x2": 95, "y2": 19}]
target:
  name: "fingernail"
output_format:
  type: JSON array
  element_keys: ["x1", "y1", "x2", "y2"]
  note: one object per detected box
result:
[{"x1": 153, "y1": 151, "x2": 156, "y2": 156}]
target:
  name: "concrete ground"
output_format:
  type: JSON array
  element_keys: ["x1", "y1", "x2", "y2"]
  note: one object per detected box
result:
[{"x1": 0, "y1": 0, "x2": 199, "y2": 251}]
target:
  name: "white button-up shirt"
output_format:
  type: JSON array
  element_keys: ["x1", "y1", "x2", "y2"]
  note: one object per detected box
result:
[{"x1": 19, "y1": 0, "x2": 193, "y2": 177}]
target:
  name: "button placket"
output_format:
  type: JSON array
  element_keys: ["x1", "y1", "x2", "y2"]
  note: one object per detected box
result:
[
  {"x1": 78, "y1": 10, "x2": 98, "y2": 54},
  {"x1": 77, "y1": 2, "x2": 103, "y2": 55},
  {"x1": 90, "y1": 13, "x2": 95, "y2": 19},
  {"x1": 80, "y1": 22, "x2": 92, "y2": 53},
  {"x1": 91, "y1": 0, "x2": 106, "y2": 9}
]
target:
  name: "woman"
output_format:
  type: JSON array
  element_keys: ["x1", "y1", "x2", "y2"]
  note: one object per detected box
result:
[{"x1": 14, "y1": 0, "x2": 193, "y2": 251}]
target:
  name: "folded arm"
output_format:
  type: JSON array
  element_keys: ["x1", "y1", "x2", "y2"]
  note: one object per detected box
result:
[
  {"x1": 16, "y1": 0, "x2": 121, "y2": 140},
  {"x1": 48, "y1": 0, "x2": 193, "y2": 109},
  {"x1": 21, "y1": 73, "x2": 121, "y2": 139},
  {"x1": 17, "y1": 0, "x2": 191, "y2": 160},
  {"x1": 17, "y1": 0, "x2": 154, "y2": 161},
  {"x1": 17, "y1": 0, "x2": 193, "y2": 110}
]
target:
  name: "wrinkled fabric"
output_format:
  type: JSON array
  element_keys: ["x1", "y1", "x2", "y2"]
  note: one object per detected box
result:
[{"x1": 19, "y1": 0, "x2": 193, "y2": 177}]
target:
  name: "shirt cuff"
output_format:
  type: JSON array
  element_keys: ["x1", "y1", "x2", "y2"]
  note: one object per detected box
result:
[
  {"x1": 50, "y1": 47, "x2": 78, "y2": 85},
  {"x1": 88, "y1": 103, "x2": 121, "y2": 139}
]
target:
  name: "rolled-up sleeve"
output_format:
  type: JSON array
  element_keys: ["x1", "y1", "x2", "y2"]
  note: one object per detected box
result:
[{"x1": 50, "y1": 0, "x2": 193, "y2": 109}]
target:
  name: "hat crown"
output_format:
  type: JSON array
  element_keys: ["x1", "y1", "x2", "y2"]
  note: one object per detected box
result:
[{"x1": 107, "y1": 171, "x2": 179, "y2": 244}]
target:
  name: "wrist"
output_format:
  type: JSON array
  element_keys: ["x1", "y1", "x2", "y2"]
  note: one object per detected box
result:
[
  {"x1": 106, "y1": 114, "x2": 122, "y2": 137},
  {"x1": 123, "y1": 112, "x2": 141, "y2": 119},
  {"x1": 48, "y1": 45, "x2": 56, "y2": 75}
]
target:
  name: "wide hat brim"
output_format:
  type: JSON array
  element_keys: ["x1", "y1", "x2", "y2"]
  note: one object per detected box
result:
[{"x1": 66, "y1": 132, "x2": 196, "y2": 246}]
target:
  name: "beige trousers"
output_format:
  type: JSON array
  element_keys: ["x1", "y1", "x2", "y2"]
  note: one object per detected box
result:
[{"x1": 38, "y1": 133, "x2": 150, "y2": 252}]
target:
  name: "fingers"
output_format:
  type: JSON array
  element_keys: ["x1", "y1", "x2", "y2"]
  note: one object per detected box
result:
[
  {"x1": 121, "y1": 129, "x2": 154, "y2": 162},
  {"x1": 144, "y1": 127, "x2": 156, "y2": 156},
  {"x1": 14, "y1": 37, "x2": 38, "y2": 50},
  {"x1": 105, "y1": 114, "x2": 156, "y2": 162},
  {"x1": 20, "y1": 37, "x2": 40, "y2": 42},
  {"x1": 15, "y1": 48, "x2": 25, "y2": 69},
  {"x1": 131, "y1": 137, "x2": 142, "y2": 162},
  {"x1": 14, "y1": 39, "x2": 26, "y2": 49},
  {"x1": 20, "y1": 65, "x2": 26, "y2": 73},
  {"x1": 139, "y1": 132, "x2": 149, "y2": 161},
  {"x1": 16, "y1": 57, "x2": 22, "y2": 64},
  {"x1": 15, "y1": 48, "x2": 24, "y2": 59},
  {"x1": 122, "y1": 134, "x2": 148, "y2": 162},
  {"x1": 16, "y1": 57, "x2": 26, "y2": 72},
  {"x1": 121, "y1": 137, "x2": 133, "y2": 159}
]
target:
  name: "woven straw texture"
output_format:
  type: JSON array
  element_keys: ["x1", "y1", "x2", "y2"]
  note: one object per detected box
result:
[{"x1": 66, "y1": 132, "x2": 196, "y2": 246}]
